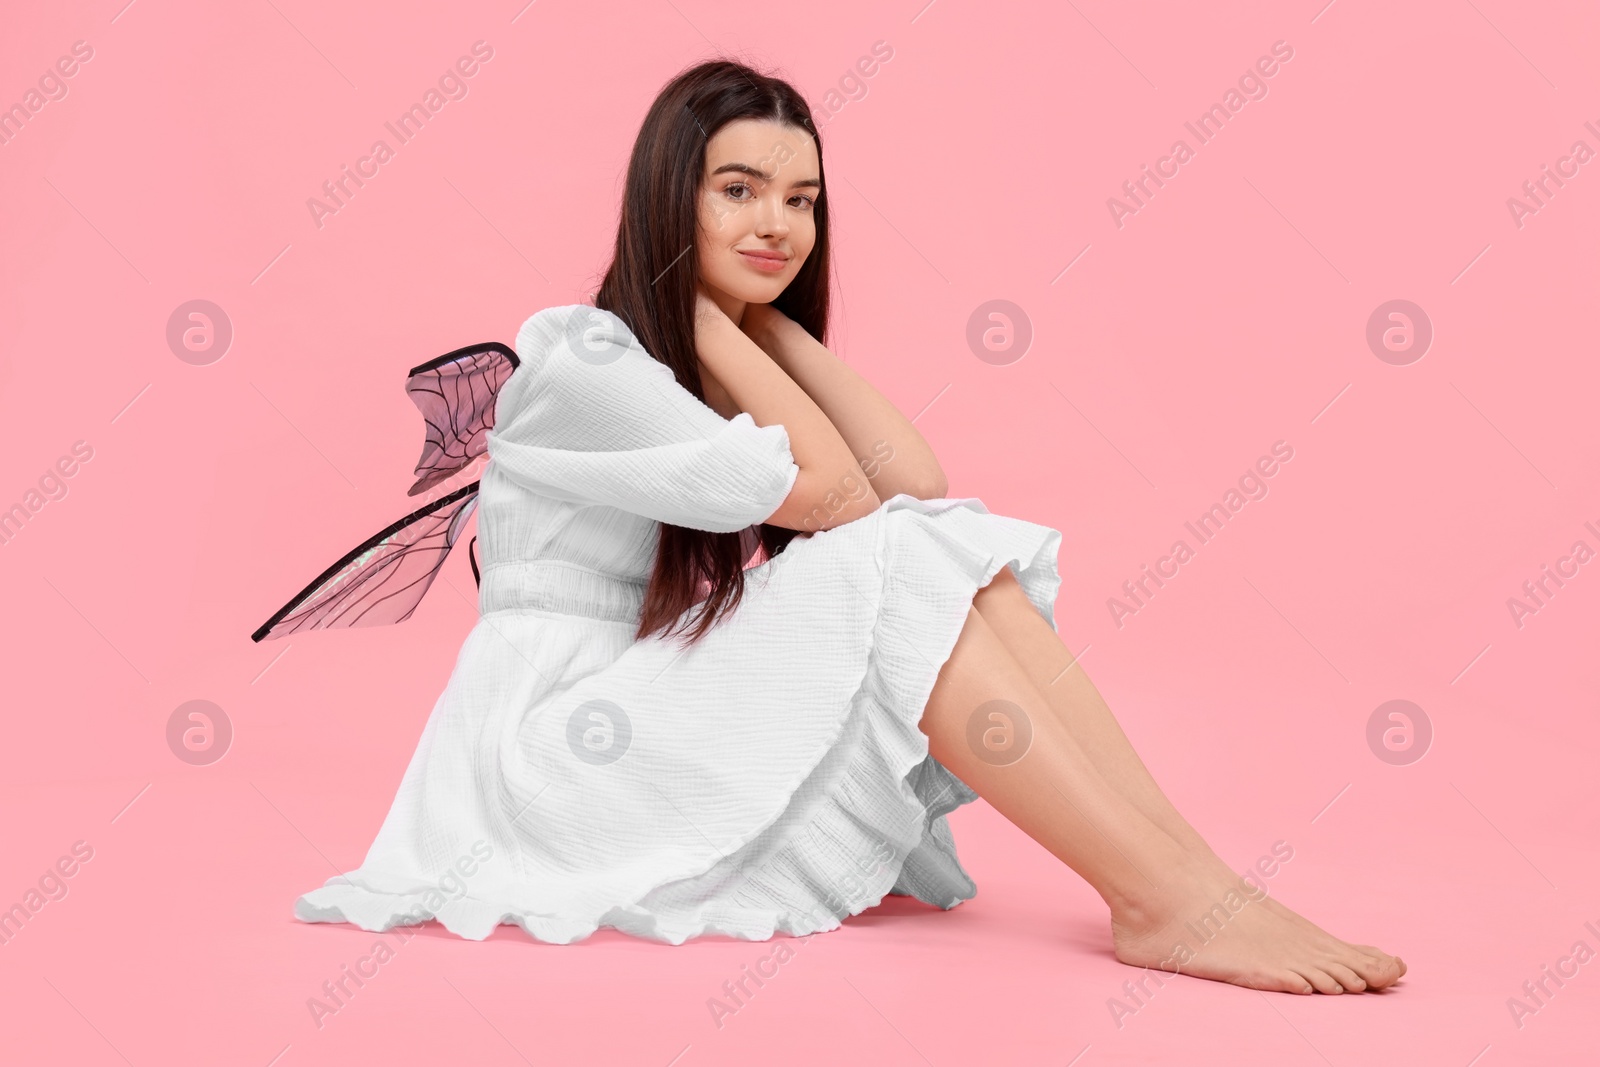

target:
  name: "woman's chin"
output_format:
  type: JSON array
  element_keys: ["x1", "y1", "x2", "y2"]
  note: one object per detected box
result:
[{"x1": 724, "y1": 278, "x2": 791, "y2": 305}]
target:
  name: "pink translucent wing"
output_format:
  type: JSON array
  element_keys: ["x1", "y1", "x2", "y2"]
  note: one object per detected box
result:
[
  {"x1": 405, "y1": 342, "x2": 520, "y2": 497},
  {"x1": 251, "y1": 482, "x2": 480, "y2": 642}
]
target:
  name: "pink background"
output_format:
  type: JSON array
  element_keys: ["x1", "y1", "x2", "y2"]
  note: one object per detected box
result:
[{"x1": 2, "y1": 0, "x2": 1596, "y2": 1064}]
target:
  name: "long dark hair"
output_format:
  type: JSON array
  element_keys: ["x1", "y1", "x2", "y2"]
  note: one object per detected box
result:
[{"x1": 592, "y1": 59, "x2": 831, "y2": 647}]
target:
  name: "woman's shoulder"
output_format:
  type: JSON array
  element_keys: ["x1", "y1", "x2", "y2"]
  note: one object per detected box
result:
[
  {"x1": 514, "y1": 304, "x2": 641, "y2": 369},
  {"x1": 497, "y1": 303, "x2": 674, "y2": 425}
]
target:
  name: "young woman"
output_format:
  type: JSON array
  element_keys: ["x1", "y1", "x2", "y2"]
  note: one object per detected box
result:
[{"x1": 295, "y1": 59, "x2": 1405, "y2": 996}]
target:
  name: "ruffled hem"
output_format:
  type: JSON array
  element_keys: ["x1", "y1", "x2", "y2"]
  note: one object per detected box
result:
[{"x1": 295, "y1": 493, "x2": 1063, "y2": 944}]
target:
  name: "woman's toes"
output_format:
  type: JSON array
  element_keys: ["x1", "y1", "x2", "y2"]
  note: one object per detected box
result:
[
  {"x1": 1350, "y1": 953, "x2": 1402, "y2": 989},
  {"x1": 1332, "y1": 945, "x2": 1386, "y2": 981},
  {"x1": 1351, "y1": 944, "x2": 1407, "y2": 981},
  {"x1": 1322, "y1": 960, "x2": 1367, "y2": 993},
  {"x1": 1298, "y1": 968, "x2": 1345, "y2": 995},
  {"x1": 1259, "y1": 970, "x2": 1317, "y2": 994}
]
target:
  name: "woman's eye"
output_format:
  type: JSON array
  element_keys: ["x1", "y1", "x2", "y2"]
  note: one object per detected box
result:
[{"x1": 721, "y1": 183, "x2": 814, "y2": 210}]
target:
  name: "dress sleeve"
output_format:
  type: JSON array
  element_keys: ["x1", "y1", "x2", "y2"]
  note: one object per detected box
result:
[{"x1": 484, "y1": 305, "x2": 800, "y2": 534}]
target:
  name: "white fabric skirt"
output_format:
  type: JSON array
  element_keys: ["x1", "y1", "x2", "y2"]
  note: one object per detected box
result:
[{"x1": 294, "y1": 493, "x2": 1063, "y2": 944}]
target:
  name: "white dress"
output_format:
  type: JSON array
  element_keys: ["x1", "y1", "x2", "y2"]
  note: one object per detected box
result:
[{"x1": 294, "y1": 304, "x2": 1065, "y2": 945}]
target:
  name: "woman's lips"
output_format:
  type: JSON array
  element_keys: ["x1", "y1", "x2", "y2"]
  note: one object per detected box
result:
[{"x1": 737, "y1": 250, "x2": 789, "y2": 272}]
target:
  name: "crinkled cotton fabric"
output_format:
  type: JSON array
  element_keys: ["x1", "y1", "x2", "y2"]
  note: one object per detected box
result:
[{"x1": 294, "y1": 304, "x2": 1065, "y2": 944}]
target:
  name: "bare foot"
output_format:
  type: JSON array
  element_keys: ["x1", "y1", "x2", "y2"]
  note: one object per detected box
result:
[
  {"x1": 1184, "y1": 841, "x2": 1409, "y2": 985},
  {"x1": 1110, "y1": 864, "x2": 1406, "y2": 994},
  {"x1": 1256, "y1": 893, "x2": 1407, "y2": 981}
]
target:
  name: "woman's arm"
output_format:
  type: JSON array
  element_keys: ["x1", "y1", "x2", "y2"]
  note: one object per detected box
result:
[
  {"x1": 741, "y1": 304, "x2": 948, "y2": 500},
  {"x1": 694, "y1": 289, "x2": 881, "y2": 532}
]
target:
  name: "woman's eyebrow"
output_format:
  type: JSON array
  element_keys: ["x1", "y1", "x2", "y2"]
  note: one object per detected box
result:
[{"x1": 710, "y1": 161, "x2": 821, "y2": 189}]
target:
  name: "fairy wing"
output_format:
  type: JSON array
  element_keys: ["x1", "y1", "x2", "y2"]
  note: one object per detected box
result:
[
  {"x1": 250, "y1": 481, "x2": 482, "y2": 643},
  {"x1": 405, "y1": 342, "x2": 520, "y2": 497},
  {"x1": 251, "y1": 339, "x2": 519, "y2": 642}
]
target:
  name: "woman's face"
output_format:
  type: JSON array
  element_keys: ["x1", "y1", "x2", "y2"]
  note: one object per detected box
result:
[{"x1": 696, "y1": 118, "x2": 820, "y2": 314}]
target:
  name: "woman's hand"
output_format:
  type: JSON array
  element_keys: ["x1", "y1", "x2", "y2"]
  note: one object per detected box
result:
[{"x1": 689, "y1": 283, "x2": 883, "y2": 531}]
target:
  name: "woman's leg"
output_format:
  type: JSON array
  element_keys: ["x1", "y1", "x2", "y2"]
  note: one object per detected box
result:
[
  {"x1": 970, "y1": 567, "x2": 1405, "y2": 985},
  {"x1": 971, "y1": 566, "x2": 1217, "y2": 856},
  {"x1": 918, "y1": 580, "x2": 1403, "y2": 993}
]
